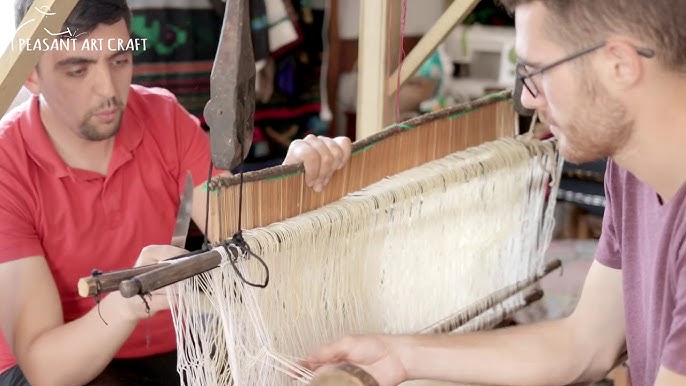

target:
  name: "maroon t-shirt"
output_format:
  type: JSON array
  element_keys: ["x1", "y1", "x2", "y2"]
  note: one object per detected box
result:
[{"x1": 596, "y1": 159, "x2": 686, "y2": 385}]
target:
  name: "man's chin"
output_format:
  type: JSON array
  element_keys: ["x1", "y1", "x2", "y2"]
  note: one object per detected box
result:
[
  {"x1": 79, "y1": 121, "x2": 121, "y2": 142},
  {"x1": 559, "y1": 142, "x2": 606, "y2": 165}
]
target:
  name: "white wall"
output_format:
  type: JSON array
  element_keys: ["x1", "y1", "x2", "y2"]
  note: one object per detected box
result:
[
  {"x1": 0, "y1": 2, "x2": 14, "y2": 54},
  {"x1": 0, "y1": 2, "x2": 29, "y2": 114}
]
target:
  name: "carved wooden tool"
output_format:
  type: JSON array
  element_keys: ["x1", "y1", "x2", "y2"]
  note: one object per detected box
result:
[
  {"x1": 308, "y1": 364, "x2": 379, "y2": 386},
  {"x1": 117, "y1": 249, "x2": 223, "y2": 298},
  {"x1": 76, "y1": 250, "x2": 200, "y2": 297},
  {"x1": 204, "y1": 0, "x2": 256, "y2": 170}
]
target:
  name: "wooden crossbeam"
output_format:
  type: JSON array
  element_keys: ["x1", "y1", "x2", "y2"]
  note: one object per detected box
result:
[{"x1": 386, "y1": 0, "x2": 480, "y2": 96}]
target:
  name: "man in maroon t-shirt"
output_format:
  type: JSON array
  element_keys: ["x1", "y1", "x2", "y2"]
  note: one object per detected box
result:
[{"x1": 304, "y1": 1, "x2": 686, "y2": 386}]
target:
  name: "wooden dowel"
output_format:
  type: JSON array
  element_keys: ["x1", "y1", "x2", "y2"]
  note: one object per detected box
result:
[
  {"x1": 77, "y1": 251, "x2": 202, "y2": 298},
  {"x1": 78, "y1": 264, "x2": 162, "y2": 298},
  {"x1": 118, "y1": 249, "x2": 223, "y2": 298},
  {"x1": 420, "y1": 259, "x2": 561, "y2": 334},
  {"x1": 460, "y1": 286, "x2": 544, "y2": 333}
]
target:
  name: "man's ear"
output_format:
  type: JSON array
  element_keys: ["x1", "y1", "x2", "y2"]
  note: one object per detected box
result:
[
  {"x1": 603, "y1": 41, "x2": 644, "y2": 90},
  {"x1": 23, "y1": 67, "x2": 41, "y2": 95}
]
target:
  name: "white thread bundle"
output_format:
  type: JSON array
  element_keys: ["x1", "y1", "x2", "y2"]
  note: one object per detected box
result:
[{"x1": 167, "y1": 136, "x2": 562, "y2": 386}]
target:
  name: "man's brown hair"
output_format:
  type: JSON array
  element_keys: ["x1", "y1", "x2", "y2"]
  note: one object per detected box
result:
[
  {"x1": 15, "y1": 0, "x2": 131, "y2": 34},
  {"x1": 499, "y1": 0, "x2": 686, "y2": 72}
]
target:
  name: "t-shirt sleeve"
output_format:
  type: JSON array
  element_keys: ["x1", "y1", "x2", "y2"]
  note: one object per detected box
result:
[
  {"x1": 662, "y1": 213, "x2": 686, "y2": 375},
  {"x1": 171, "y1": 97, "x2": 225, "y2": 188},
  {"x1": 0, "y1": 169, "x2": 44, "y2": 264},
  {"x1": 594, "y1": 159, "x2": 622, "y2": 269}
]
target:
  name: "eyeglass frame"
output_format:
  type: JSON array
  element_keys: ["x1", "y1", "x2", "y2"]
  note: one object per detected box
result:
[{"x1": 516, "y1": 41, "x2": 655, "y2": 98}]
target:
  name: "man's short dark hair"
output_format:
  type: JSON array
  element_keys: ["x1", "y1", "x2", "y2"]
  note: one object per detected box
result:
[{"x1": 15, "y1": 0, "x2": 131, "y2": 34}]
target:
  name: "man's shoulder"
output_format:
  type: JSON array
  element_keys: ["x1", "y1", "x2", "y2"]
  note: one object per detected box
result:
[
  {"x1": 0, "y1": 100, "x2": 30, "y2": 133},
  {"x1": 0, "y1": 102, "x2": 32, "y2": 161},
  {"x1": 128, "y1": 84, "x2": 180, "y2": 109},
  {"x1": 125, "y1": 85, "x2": 188, "y2": 131},
  {"x1": 605, "y1": 158, "x2": 646, "y2": 193}
]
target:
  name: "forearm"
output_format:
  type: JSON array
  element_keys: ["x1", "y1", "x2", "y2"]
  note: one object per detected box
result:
[
  {"x1": 20, "y1": 293, "x2": 138, "y2": 386},
  {"x1": 397, "y1": 317, "x2": 594, "y2": 386}
]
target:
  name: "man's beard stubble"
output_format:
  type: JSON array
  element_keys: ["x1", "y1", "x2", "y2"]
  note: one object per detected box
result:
[
  {"x1": 78, "y1": 97, "x2": 125, "y2": 141},
  {"x1": 560, "y1": 73, "x2": 634, "y2": 164}
]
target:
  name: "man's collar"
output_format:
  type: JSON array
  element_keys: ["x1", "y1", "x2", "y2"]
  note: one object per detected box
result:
[{"x1": 21, "y1": 89, "x2": 143, "y2": 179}]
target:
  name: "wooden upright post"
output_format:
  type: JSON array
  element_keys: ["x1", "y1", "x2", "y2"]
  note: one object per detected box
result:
[{"x1": 355, "y1": 0, "x2": 401, "y2": 139}]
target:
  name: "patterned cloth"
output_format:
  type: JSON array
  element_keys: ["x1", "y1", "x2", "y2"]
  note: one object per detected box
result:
[
  {"x1": 129, "y1": 0, "x2": 220, "y2": 122},
  {"x1": 128, "y1": 0, "x2": 326, "y2": 166}
]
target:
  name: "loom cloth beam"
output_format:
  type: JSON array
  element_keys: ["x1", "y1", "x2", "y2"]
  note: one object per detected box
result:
[
  {"x1": 0, "y1": 0, "x2": 79, "y2": 117},
  {"x1": 204, "y1": 0, "x2": 256, "y2": 170}
]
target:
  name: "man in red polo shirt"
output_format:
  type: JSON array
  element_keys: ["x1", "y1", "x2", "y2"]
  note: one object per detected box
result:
[{"x1": 0, "y1": 1, "x2": 351, "y2": 385}]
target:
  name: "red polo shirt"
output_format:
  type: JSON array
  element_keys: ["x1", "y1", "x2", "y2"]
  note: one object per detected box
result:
[{"x1": 0, "y1": 85, "x2": 218, "y2": 374}]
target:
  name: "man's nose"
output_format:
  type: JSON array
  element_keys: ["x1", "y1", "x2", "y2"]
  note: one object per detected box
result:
[
  {"x1": 519, "y1": 86, "x2": 540, "y2": 111},
  {"x1": 94, "y1": 65, "x2": 116, "y2": 98}
]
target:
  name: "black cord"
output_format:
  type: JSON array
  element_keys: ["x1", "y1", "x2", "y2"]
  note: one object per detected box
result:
[
  {"x1": 224, "y1": 233, "x2": 270, "y2": 288},
  {"x1": 91, "y1": 269, "x2": 108, "y2": 325},
  {"x1": 206, "y1": 122, "x2": 270, "y2": 288}
]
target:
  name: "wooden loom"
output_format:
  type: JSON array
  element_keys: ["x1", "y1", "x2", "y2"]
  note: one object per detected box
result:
[
  {"x1": 175, "y1": 2, "x2": 563, "y2": 384},
  {"x1": 95, "y1": 94, "x2": 562, "y2": 386},
  {"x1": 75, "y1": 91, "x2": 562, "y2": 385},
  {"x1": 167, "y1": 95, "x2": 563, "y2": 386}
]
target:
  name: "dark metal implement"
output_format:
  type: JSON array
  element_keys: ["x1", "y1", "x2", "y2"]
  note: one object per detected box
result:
[{"x1": 204, "y1": 0, "x2": 256, "y2": 170}]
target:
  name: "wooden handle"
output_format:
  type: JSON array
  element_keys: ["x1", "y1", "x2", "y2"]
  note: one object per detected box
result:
[
  {"x1": 308, "y1": 364, "x2": 379, "y2": 386},
  {"x1": 76, "y1": 251, "x2": 201, "y2": 298},
  {"x1": 119, "y1": 249, "x2": 222, "y2": 298},
  {"x1": 77, "y1": 264, "x2": 163, "y2": 297}
]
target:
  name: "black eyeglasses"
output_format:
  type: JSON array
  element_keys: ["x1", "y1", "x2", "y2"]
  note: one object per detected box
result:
[{"x1": 516, "y1": 41, "x2": 655, "y2": 98}]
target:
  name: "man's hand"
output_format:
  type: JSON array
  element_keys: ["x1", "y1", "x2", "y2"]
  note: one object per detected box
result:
[
  {"x1": 118, "y1": 245, "x2": 188, "y2": 321},
  {"x1": 283, "y1": 134, "x2": 352, "y2": 192},
  {"x1": 304, "y1": 334, "x2": 409, "y2": 386}
]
